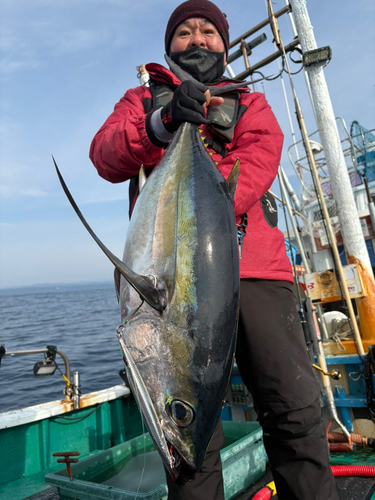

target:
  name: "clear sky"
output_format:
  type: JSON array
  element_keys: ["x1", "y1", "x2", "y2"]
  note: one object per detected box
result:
[{"x1": 1, "y1": 0, "x2": 374, "y2": 288}]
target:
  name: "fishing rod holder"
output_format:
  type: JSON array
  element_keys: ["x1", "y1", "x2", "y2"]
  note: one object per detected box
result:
[
  {"x1": 2, "y1": 345, "x2": 75, "y2": 401},
  {"x1": 52, "y1": 451, "x2": 81, "y2": 481}
]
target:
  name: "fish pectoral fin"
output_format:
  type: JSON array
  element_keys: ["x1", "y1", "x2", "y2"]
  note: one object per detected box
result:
[
  {"x1": 139, "y1": 165, "x2": 147, "y2": 193},
  {"x1": 53, "y1": 156, "x2": 166, "y2": 313},
  {"x1": 226, "y1": 158, "x2": 240, "y2": 201},
  {"x1": 114, "y1": 268, "x2": 121, "y2": 303}
]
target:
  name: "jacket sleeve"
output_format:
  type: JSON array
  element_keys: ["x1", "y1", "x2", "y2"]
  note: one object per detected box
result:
[
  {"x1": 89, "y1": 86, "x2": 163, "y2": 183},
  {"x1": 216, "y1": 92, "x2": 284, "y2": 219}
]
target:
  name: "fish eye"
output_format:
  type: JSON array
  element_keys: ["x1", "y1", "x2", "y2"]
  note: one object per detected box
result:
[{"x1": 167, "y1": 399, "x2": 195, "y2": 427}]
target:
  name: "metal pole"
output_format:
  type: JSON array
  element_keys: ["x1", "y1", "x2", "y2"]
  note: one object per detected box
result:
[
  {"x1": 4, "y1": 348, "x2": 71, "y2": 382},
  {"x1": 229, "y1": 4, "x2": 291, "y2": 48},
  {"x1": 278, "y1": 168, "x2": 309, "y2": 270},
  {"x1": 364, "y1": 177, "x2": 375, "y2": 235},
  {"x1": 280, "y1": 170, "x2": 344, "y2": 432},
  {"x1": 283, "y1": 0, "x2": 317, "y2": 124},
  {"x1": 290, "y1": 0, "x2": 375, "y2": 345},
  {"x1": 226, "y1": 63, "x2": 236, "y2": 79},
  {"x1": 266, "y1": 0, "x2": 364, "y2": 353},
  {"x1": 296, "y1": 99, "x2": 365, "y2": 354},
  {"x1": 235, "y1": 39, "x2": 300, "y2": 81},
  {"x1": 278, "y1": 169, "x2": 330, "y2": 340},
  {"x1": 262, "y1": 0, "x2": 302, "y2": 186},
  {"x1": 73, "y1": 371, "x2": 81, "y2": 410},
  {"x1": 5, "y1": 348, "x2": 72, "y2": 399},
  {"x1": 265, "y1": 2, "x2": 347, "y2": 433},
  {"x1": 269, "y1": 190, "x2": 305, "y2": 220},
  {"x1": 280, "y1": 166, "x2": 302, "y2": 212}
]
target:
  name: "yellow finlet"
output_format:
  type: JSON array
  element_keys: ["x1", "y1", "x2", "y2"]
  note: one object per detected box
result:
[{"x1": 267, "y1": 481, "x2": 277, "y2": 496}]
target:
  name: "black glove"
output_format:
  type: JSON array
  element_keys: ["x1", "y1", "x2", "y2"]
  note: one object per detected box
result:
[{"x1": 160, "y1": 80, "x2": 208, "y2": 134}]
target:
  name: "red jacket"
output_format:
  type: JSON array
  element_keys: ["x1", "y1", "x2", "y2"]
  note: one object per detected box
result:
[{"x1": 90, "y1": 63, "x2": 293, "y2": 282}]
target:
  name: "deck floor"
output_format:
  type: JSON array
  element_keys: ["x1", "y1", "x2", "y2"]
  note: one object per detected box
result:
[
  {"x1": 24, "y1": 477, "x2": 375, "y2": 500},
  {"x1": 24, "y1": 449, "x2": 375, "y2": 500},
  {"x1": 25, "y1": 474, "x2": 375, "y2": 500},
  {"x1": 234, "y1": 463, "x2": 375, "y2": 500}
]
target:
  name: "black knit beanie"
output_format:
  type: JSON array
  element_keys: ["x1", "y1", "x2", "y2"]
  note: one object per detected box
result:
[{"x1": 165, "y1": 0, "x2": 230, "y2": 56}]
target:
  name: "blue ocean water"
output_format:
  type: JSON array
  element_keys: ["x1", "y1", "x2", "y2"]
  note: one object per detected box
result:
[{"x1": 0, "y1": 283, "x2": 125, "y2": 413}]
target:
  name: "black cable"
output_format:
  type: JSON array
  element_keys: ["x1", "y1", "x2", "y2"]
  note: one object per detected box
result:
[
  {"x1": 289, "y1": 47, "x2": 303, "y2": 64},
  {"x1": 249, "y1": 49, "x2": 302, "y2": 86},
  {"x1": 248, "y1": 58, "x2": 285, "y2": 83},
  {"x1": 287, "y1": 47, "x2": 304, "y2": 75},
  {"x1": 51, "y1": 403, "x2": 105, "y2": 424},
  {"x1": 363, "y1": 347, "x2": 375, "y2": 423}
]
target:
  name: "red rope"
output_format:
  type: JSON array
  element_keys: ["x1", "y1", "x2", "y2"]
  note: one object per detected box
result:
[
  {"x1": 251, "y1": 488, "x2": 272, "y2": 500},
  {"x1": 331, "y1": 465, "x2": 375, "y2": 477}
]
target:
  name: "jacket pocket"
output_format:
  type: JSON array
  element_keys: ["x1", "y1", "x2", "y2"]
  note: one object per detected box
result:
[{"x1": 260, "y1": 192, "x2": 278, "y2": 228}]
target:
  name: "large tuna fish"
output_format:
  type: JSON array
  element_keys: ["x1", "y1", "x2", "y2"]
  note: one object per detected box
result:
[
  {"x1": 54, "y1": 68, "x2": 246, "y2": 479},
  {"x1": 117, "y1": 122, "x2": 240, "y2": 478}
]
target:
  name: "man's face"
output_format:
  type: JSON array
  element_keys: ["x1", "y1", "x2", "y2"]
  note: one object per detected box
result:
[{"x1": 170, "y1": 18, "x2": 226, "y2": 60}]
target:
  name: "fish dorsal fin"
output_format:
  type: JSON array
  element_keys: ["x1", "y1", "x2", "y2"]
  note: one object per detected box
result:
[
  {"x1": 114, "y1": 268, "x2": 121, "y2": 303},
  {"x1": 139, "y1": 165, "x2": 147, "y2": 193},
  {"x1": 53, "y1": 157, "x2": 166, "y2": 312},
  {"x1": 226, "y1": 158, "x2": 240, "y2": 202}
]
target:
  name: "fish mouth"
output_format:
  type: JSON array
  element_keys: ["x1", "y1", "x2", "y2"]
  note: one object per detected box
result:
[
  {"x1": 165, "y1": 438, "x2": 182, "y2": 479},
  {"x1": 163, "y1": 427, "x2": 201, "y2": 473},
  {"x1": 165, "y1": 438, "x2": 199, "y2": 483},
  {"x1": 161, "y1": 435, "x2": 198, "y2": 482}
]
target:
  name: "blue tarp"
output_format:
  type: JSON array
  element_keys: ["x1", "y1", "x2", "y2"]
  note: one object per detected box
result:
[{"x1": 285, "y1": 239, "x2": 298, "y2": 265}]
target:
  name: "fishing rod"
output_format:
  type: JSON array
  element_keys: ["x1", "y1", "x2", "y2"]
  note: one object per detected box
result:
[
  {"x1": 257, "y1": 0, "x2": 330, "y2": 342},
  {"x1": 278, "y1": 173, "x2": 311, "y2": 360},
  {"x1": 265, "y1": 0, "x2": 364, "y2": 356},
  {"x1": 278, "y1": 168, "x2": 349, "y2": 438},
  {"x1": 265, "y1": 0, "x2": 353, "y2": 437}
]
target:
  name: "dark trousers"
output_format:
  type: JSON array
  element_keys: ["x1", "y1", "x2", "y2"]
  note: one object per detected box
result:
[{"x1": 166, "y1": 279, "x2": 340, "y2": 500}]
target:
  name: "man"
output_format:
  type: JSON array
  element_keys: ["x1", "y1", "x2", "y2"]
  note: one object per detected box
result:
[{"x1": 90, "y1": 1, "x2": 340, "y2": 499}]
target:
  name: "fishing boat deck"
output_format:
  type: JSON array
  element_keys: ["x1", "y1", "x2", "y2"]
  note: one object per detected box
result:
[
  {"x1": 24, "y1": 450, "x2": 375, "y2": 500},
  {"x1": 4, "y1": 385, "x2": 374, "y2": 500}
]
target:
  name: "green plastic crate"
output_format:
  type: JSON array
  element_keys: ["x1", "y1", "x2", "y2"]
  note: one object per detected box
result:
[{"x1": 45, "y1": 421, "x2": 266, "y2": 500}]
